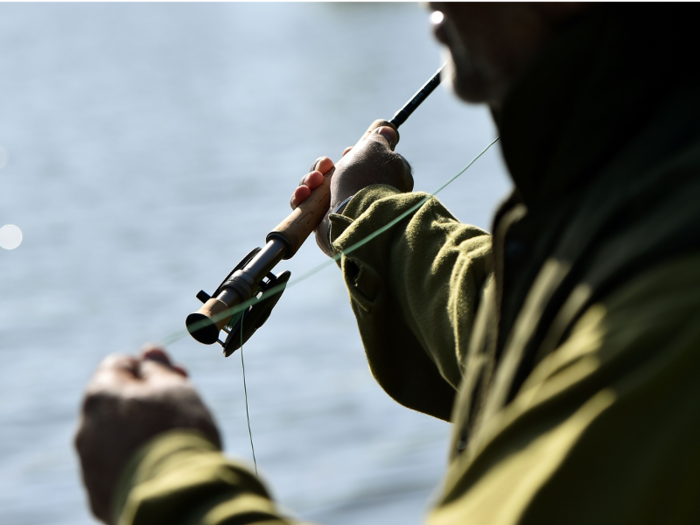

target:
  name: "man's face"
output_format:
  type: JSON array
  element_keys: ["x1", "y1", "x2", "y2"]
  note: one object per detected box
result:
[{"x1": 429, "y1": 3, "x2": 587, "y2": 109}]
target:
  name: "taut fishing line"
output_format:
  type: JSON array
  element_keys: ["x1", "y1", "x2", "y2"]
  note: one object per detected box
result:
[
  {"x1": 158, "y1": 135, "x2": 499, "y2": 469},
  {"x1": 160, "y1": 135, "x2": 500, "y2": 349},
  {"x1": 159, "y1": 65, "x2": 500, "y2": 469}
]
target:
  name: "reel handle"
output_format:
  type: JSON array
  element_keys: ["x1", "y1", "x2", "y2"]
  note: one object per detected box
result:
[{"x1": 266, "y1": 119, "x2": 398, "y2": 259}]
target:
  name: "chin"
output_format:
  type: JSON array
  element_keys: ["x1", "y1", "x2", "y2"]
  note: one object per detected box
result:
[{"x1": 441, "y1": 49, "x2": 492, "y2": 105}]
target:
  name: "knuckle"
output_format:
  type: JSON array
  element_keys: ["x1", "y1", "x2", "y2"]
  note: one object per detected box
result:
[
  {"x1": 388, "y1": 151, "x2": 408, "y2": 170},
  {"x1": 363, "y1": 137, "x2": 393, "y2": 159},
  {"x1": 369, "y1": 142, "x2": 406, "y2": 170}
]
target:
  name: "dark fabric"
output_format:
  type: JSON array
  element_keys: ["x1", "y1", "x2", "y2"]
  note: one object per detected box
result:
[
  {"x1": 114, "y1": 6, "x2": 700, "y2": 525},
  {"x1": 463, "y1": 3, "x2": 700, "y2": 439}
]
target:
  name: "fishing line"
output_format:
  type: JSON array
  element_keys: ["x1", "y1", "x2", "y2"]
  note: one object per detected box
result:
[
  {"x1": 159, "y1": 135, "x2": 500, "y2": 348},
  {"x1": 159, "y1": 134, "x2": 500, "y2": 472},
  {"x1": 238, "y1": 311, "x2": 258, "y2": 475}
]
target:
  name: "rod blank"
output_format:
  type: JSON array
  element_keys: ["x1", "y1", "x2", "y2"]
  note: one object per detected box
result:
[{"x1": 389, "y1": 64, "x2": 444, "y2": 128}]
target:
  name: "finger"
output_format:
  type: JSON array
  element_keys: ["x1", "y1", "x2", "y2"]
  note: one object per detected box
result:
[
  {"x1": 140, "y1": 344, "x2": 172, "y2": 366},
  {"x1": 315, "y1": 157, "x2": 334, "y2": 175},
  {"x1": 172, "y1": 365, "x2": 189, "y2": 378},
  {"x1": 96, "y1": 354, "x2": 139, "y2": 379},
  {"x1": 139, "y1": 346, "x2": 190, "y2": 377},
  {"x1": 142, "y1": 351, "x2": 189, "y2": 377},
  {"x1": 300, "y1": 161, "x2": 332, "y2": 187},
  {"x1": 354, "y1": 127, "x2": 401, "y2": 161},
  {"x1": 140, "y1": 346, "x2": 189, "y2": 377},
  {"x1": 291, "y1": 185, "x2": 311, "y2": 209},
  {"x1": 291, "y1": 169, "x2": 327, "y2": 209},
  {"x1": 342, "y1": 146, "x2": 353, "y2": 157},
  {"x1": 308, "y1": 156, "x2": 325, "y2": 173},
  {"x1": 87, "y1": 354, "x2": 140, "y2": 392},
  {"x1": 357, "y1": 119, "x2": 400, "y2": 148},
  {"x1": 297, "y1": 170, "x2": 324, "y2": 189},
  {"x1": 138, "y1": 357, "x2": 189, "y2": 384},
  {"x1": 355, "y1": 126, "x2": 399, "y2": 153},
  {"x1": 373, "y1": 126, "x2": 398, "y2": 150},
  {"x1": 305, "y1": 170, "x2": 324, "y2": 190}
]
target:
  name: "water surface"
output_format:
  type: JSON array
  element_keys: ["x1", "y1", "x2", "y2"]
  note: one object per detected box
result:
[{"x1": 0, "y1": 4, "x2": 511, "y2": 524}]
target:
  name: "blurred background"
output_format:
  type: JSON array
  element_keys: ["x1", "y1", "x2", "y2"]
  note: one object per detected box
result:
[{"x1": 0, "y1": 3, "x2": 511, "y2": 525}]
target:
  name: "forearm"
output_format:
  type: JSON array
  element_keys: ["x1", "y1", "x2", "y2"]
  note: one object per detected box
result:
[
  {"x1": 330, "y1": 185, "x2": 493, "y2": 421},
  {"x1": 114, "y1": 430, "x2": 308, "y2": 525}
]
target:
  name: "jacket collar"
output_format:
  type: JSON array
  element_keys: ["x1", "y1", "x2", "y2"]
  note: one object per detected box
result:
[{"x1": 497, "y1": 5, "x2": 700, "y2": 212}]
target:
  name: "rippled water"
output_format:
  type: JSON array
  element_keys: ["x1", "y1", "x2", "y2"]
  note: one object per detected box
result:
[{"x1": 0, "y1": 4, "x2": 510, "y2": 525}]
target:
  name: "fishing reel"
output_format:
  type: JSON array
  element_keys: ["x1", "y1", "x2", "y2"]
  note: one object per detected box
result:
[
  {"x1": 185, "y1": 137, "x2": 332, "y2": 354},
  {"x1": 190, "y1": 247, "x2": 291, "y2": 357}
]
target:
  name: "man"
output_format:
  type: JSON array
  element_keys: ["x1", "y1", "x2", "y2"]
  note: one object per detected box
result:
[{"x1": 76, "y1": 3, "x2": 700, "y2": 524}]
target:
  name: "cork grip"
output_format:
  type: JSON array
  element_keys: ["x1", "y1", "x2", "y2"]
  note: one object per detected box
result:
[
  {"x1": 266, "y1": 171, "x2": 331, "y2": 258},
  {"x1": 266, "y1": 119, "x2": 398, "y2": 259}
]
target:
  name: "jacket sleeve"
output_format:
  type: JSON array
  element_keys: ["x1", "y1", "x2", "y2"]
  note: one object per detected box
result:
[
  {"x1": 329, "y1": 185, "x2": 493, "y2": 421},
  {"x1": 113, "y1": 430, "x2": 311, "y2": 525}
]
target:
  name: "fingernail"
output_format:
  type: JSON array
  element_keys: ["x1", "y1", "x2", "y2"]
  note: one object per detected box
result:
[
  {"x1": 376, "y1": 126, "x2": 397, "y2": 147},
  {"x1": 142, "y1": 347, "x2": 171, "y2": 365},
  {"x1": 310, "y1": 157, "x2": 323, "y2": 172},
  {"x1": 173, "y1": 364, "x2": 189, "y2": 378}
]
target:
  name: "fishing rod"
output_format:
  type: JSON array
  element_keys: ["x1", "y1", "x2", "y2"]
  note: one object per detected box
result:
[{"x1": 185, "y1": 65, "x2": 444, "y2": 356}]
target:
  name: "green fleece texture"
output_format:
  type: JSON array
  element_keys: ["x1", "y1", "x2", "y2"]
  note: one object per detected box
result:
[
  {"x1": 329, "y1": 185, "x2": 492, "y2": 421},
  {"x1": 113, "y1": 430, "x2": 305, "y2": 525},
  {"x1": 429, "y1": 252, "x2": 700, "y2": 525},
  {"x1": 112, "y1": 5, "x2": 700, "y2": 525}
]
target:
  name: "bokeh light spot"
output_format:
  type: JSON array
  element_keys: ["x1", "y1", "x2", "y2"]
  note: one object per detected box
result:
[
  {"x1": 0, "y1": 224, "x2": 23, "y2": 250},
  {"x1": 430, "y1": 11, "x2": 444, "y2": 25}
]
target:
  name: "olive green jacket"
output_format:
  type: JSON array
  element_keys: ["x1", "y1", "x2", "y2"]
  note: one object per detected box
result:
[{"x1": 112, "y1": 5, "x2": 700, "y2": 525}]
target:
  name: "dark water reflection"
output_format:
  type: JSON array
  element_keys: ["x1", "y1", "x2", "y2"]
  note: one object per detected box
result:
[{"x1": 0, "y1": 4, "x2": 510, "y2": 525}]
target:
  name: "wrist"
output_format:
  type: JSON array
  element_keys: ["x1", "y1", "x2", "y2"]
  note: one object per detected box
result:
[
  {"x1": 112, "y1": 429, "x2": 221, "y2": 524},
  {"x1": 326, "y1": 195, "x2": 356, "y2": 255},
  {"x1": 332, "y1": 194, "x2": 356, "y2": 216}
]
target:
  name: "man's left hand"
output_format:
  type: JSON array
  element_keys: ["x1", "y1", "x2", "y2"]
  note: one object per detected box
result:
[{"x1": 75, "y1": 346, "x2": 221, "y2": 525}]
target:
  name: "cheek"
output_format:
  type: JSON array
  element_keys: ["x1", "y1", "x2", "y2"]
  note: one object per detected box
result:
[
  {"x1": 438, "y1": 21, "x2": 476, "y2": 97},
  {"x1": 439, "y1": 24, "x2": 507, "y2": 105},
  {"x1": 439, "y1": 49, "x2": 459, "y2": 95},
  {"x1": 440, "y1": 37, "x2": 482, "y2": 103}
]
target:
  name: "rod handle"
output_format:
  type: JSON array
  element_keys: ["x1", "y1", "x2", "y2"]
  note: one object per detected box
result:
[
  {"x1": 266, "y1": 168, "x2": 332, "y2": 259},
  {"x1": 266, "y1": 119, "x2": 398, "y2": 259}
]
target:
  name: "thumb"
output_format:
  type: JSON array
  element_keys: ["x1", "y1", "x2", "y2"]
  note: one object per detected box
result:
[
  {"x1": 357, "y1": 119, "x2": 400, "y2": 150},
  {"x1": 373, "y1": 126, "x2": 399, "y2": 150}
]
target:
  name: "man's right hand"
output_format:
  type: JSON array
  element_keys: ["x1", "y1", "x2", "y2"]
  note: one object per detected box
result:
[{"x1": 290, "y1": 119, "x2": 414, "y2": 257}]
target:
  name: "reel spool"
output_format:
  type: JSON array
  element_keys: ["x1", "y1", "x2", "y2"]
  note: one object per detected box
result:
[
  {"x1": 187, "y1": 246, "x2": 290, "y2": 357},
  {"x1": 185, "y1": 248, "x2": 292, "y2": 357}
]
